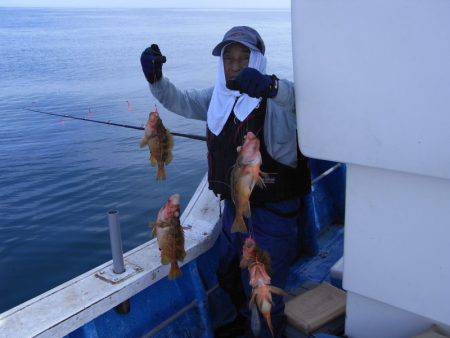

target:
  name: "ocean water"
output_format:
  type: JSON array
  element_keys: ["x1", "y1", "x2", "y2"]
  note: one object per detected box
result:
[{"x1": 0, "y1": 7, "x2": 292, "y2": 312}]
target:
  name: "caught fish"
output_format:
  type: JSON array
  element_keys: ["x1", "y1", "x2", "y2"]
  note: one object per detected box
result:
[
  {"x1": 140, "y1": 109, "x2": 173, "y2": 180},
  {"x1": 240, "y1": 237, "x2": 270, "y2": 273},
  {"x1": 249, "y1": 261, "x2": 271, "y2": 288},
  {"x1": 150, "y1": 193, "x2": 186, "y2": 279},
  {"x1": 248, "y1": 261, "x2": 289, "y2": 337},
  {"x1": 230, "y1": 131, "x2": 265, "y2": 233},
  {"x1": 242, "y1": 238, "x2": 288, "y2": 337}
]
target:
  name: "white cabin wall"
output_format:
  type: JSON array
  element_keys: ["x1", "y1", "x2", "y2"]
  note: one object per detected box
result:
[
  {"x1": 343, "y1": 164, "x2": 450, "y2": 326},
  {"x1": 291, "y1": 0, "x2": 450, "y2": 336},
  {"x1": 292, "y1": 0, "x2": 450, "y2": 180},
  {"x1": 346, "y1": 292, "x2": 450, "y2": 338}
]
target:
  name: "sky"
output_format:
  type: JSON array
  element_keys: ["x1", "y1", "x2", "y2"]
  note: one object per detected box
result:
[{"x1": 0, "y1": 0, "x2": 290, "y2": 8}]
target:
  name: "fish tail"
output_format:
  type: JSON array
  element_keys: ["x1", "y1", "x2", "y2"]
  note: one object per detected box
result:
[
  {"x1": 231, "y1": 214, "x2": 248, "y2": 233},
  {"x1": 168, "y1": 260, "x2": 182, "y2": 279},
  {"x1": 156, "y1": 164, "x2": 166, "y2": 180},
  {"x1": 166, "y1": 132, "x2": 174, "y2": 150},
  {"x1": 263, "y1": 312, "x2": 274, "y2": 337}
]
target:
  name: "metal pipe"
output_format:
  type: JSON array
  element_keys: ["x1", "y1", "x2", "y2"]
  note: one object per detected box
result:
[
  {"x1": 311, "y1": 163, "x2": 343, "y2": 185},
  {"x1": 107, "y1": 210, "x2": 125, "y2": 274}
]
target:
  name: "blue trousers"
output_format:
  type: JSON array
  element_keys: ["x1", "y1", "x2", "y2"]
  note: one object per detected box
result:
[{"x1": 217, "y1": 198, "x2": 301, "y2": 338}]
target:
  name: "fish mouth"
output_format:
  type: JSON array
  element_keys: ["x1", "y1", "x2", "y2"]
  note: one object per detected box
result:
[{"x1": 169, "y1": 193, "x2": 180, "y2": 205}]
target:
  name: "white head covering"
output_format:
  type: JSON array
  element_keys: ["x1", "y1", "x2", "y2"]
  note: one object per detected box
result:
[{"x1": 206, "y1": 48, "x2": 267, "y2": 136}]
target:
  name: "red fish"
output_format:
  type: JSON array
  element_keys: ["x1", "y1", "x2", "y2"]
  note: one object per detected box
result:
[
  {"x1": 243, "y1": 239, "x2": 288, "y2": 337},
  {"x1": 240, "y1": 237, "x2": 271, "y2": 273},
  {"x1": 140, "y1": 110, "x2": 173, "y2": 180},
  {"x1": 230, "y1": 132, "x2": 265, "y2": 233},
  {"x1": 150, "y1": 194, "x2": 185, "y2": 279}
]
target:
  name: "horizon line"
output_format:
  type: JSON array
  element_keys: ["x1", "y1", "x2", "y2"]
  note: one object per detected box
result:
[{"x1": 0, "y1": 6, "x2": 290, "y2": 10}]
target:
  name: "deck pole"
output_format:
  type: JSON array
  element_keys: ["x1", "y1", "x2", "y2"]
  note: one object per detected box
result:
[{"x1": 107, "y1": 210, "x2": 125, "y2": 274}]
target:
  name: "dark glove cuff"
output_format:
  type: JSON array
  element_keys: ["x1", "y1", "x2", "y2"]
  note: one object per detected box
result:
[{"x1": 267, "y1": 74, "x2": 279, "y2": 98}]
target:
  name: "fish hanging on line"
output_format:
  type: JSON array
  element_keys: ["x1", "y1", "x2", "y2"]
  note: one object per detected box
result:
[
  {"x1": 241, "y1": 238, "x2": 289, "y2": 337},
  {"x1": 240, "y1": 237, "x2": 270, "y2": 272},
  {"x1": 88, "y1": 107, "x2": 93, "y2": 118},
  {"x1": 126, "y1": 100, "x2": 132, "y2": 112},
  {"x1": 139, "y1": 106, "x2": 173, "y2": 180},
  {"x1": 230, "y1": 131, "x2": 266, "y2": 233},
  {"x1": 150, "y1": 194, "x2": 186, "y2": 279}
]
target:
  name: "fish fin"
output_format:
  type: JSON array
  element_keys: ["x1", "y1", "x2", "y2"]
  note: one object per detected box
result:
[
  {"x1": 170, "y1": 224, "x2": 186, "y2": 261},
  {"x1": 231, "y1": 215, "x2": 248, "y2": 233},
  {"x1": 249, "y1": 291, "x2": 257, "y2": 307},
  {"x1": 164, "y1": 152, "x2": 173, "y2": 165},
  {"x1": 161, "y1": 253, "x2": 170, "y2": 265},
  {"x1": 166, "y1": 132, "x2": 174, "y2": 150},
  {"x1": 230, "y1": 166, "x2": 238, "y2": 205},
  {"x1": 180, "y1": 250, "x2": 186, "y2": 261},
  {"x1": 256, "y1": 175, "x2": 265, "y2": 189},
  {"x1": 270, "y1": 286, "x2": 290, "y2": 297},
  {"x1": 139, "y1": 137, "x2": 148, "y2": 148},
  {"x1": 243, "y1": 202, "x2": 251, "y2": 218},
  {"x1": 168, "y1": 261, "x2": 182, "y2": 279},
  {"x1": 262, "y1": 252, "x2": 272, "y2": 275},
  {"x1": 149, "y1": 221, "x2": 157, "y2": 236},
  {"x1": 175, "y1": 240, "x2": 186, "y2": 261},
  {"x1": 156, "y1": 164, "x2": 166, "y2": 180},
  {"x1": 260, "y1": 171, "x2": 269, "y2": 177},
  {"x1": 263, "y1": 312, "x2": 274, "y2": 338}
]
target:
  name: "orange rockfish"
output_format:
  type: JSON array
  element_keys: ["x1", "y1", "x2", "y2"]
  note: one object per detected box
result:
[
  {"x1": 140, "y1": 110, "x2": 173, "y2": 180},
  {"x1": 240, "y1": 237, "x2": 271, "y2": 274},
  {"x1": 248, "y1": 261, "x2": 289, "y2": 337},
  {"x1": 150, "y1": 194, "x2": 186, "y2": 279},
  {"x1": 245, "y1": 242, "x2": 288, "y2": 337},
  {"x1": 230, "y1": 131, "x2": 265, "y2": 233}
]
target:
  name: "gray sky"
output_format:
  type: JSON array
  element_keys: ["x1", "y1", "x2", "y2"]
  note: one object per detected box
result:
[{"x1": 0, "y1": 0, "x2": 290, "y2": 8}]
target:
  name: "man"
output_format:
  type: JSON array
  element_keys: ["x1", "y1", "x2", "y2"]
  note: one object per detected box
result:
[{"x1": 141, "y1": 26, "x2": 311, "y2": 338}]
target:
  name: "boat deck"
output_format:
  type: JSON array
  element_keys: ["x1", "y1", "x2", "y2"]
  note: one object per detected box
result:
[{"x1": 287, "y1": 224, "x2": 344, "y2": 293}]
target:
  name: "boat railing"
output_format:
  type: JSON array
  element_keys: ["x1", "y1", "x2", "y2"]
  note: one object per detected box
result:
[{"x1": 0, "y1": 174, "x2": 221, "y2": 338}]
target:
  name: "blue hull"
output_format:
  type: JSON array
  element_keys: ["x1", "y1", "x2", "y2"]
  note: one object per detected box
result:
[{"x1": 67, "y1": 160, "x2": 346, "y2": 338}]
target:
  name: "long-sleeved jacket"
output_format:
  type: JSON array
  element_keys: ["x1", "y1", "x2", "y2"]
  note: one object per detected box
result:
[{"x1": 149, "y1": 76, "x2": 299, "y2": 167}]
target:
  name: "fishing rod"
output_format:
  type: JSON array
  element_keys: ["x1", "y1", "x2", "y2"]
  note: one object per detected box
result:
[
  {"x1": 24, "y1": 107, "x2": 207, "y2": 142},
  {"x1": 26, "y1": 107, "x2": 343, "y2": 183}
]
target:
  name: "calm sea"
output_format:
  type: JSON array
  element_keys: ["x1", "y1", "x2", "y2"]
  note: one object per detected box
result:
[{"x1": 0, "y1": 7, "x2": 292, "y2": 312}]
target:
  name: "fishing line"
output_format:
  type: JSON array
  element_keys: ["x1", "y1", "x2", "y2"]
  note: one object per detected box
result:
[
  {"x1": 25, "y1": 107, "x2": 207, "y2": 142},
  {"x1": 247, "y1": 209, "x2": 256, "y2": 239}
]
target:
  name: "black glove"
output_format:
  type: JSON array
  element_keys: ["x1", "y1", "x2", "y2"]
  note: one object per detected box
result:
[
  {"x1": 140, "y1": 44, "x2": 166, "y2": 84},
  {"x1": 229, "y1": 67, "x2": 278, "y2": 98}
]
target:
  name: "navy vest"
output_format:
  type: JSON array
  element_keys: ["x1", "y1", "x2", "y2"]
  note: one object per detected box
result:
[{"x1": 206, "y1": 99, "x2": 311, "y2": 205}]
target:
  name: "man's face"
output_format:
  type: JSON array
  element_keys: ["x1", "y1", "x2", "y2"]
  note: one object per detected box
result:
[{"x1": 223, "y1": 43, "x2": 250, "y2": 83}]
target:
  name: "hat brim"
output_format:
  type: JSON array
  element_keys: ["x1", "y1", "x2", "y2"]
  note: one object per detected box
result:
[{"x1": 212, "y1": 39, "x2": 258, "y2": 56}]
